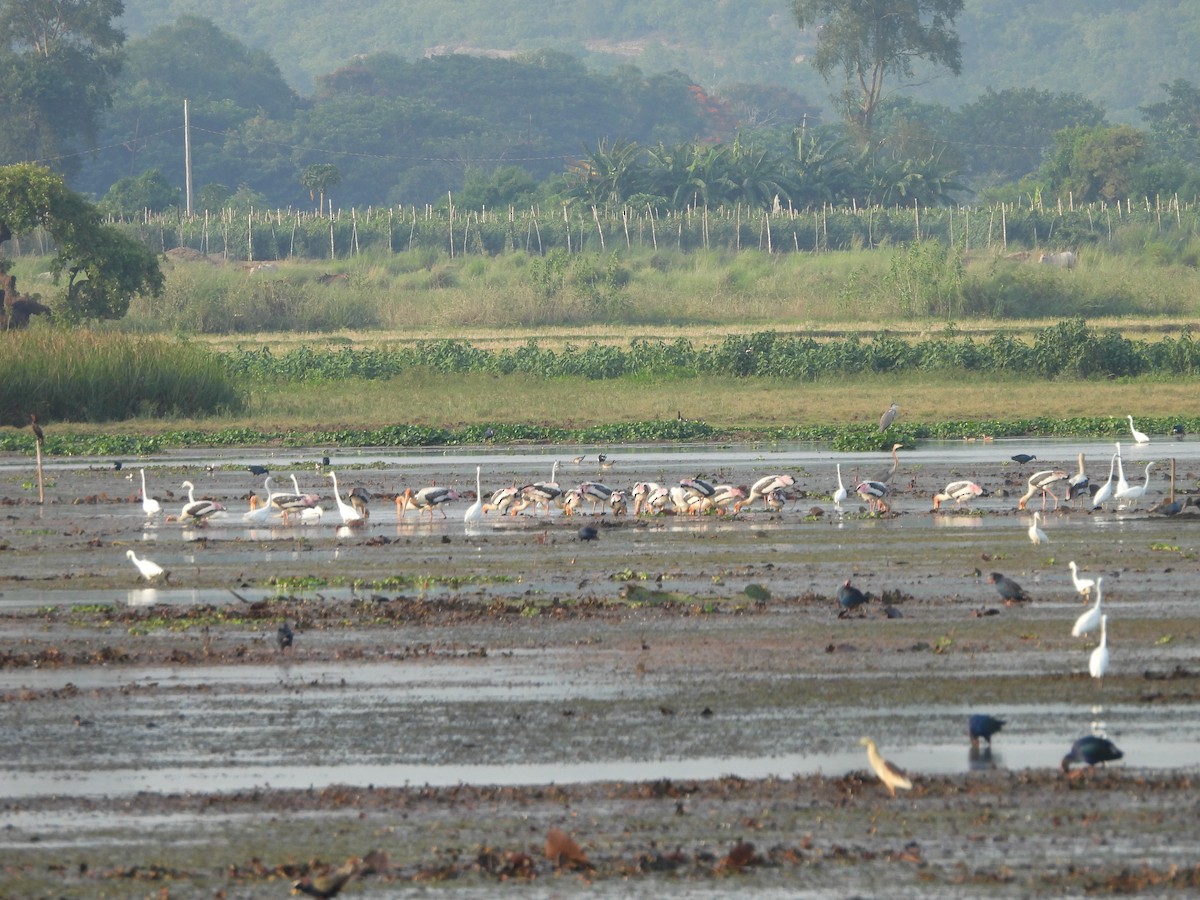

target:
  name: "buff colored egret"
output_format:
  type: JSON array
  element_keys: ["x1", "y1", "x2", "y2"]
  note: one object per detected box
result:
[
  {"x1": 126, "y1": 549, "x2": 165, "y2": 582},
  {"x1": 139, "y1": 469, "x2": 161, "y2": 517},
  {"x1": 1089, "y1": 614, "x2": 1110, "y2": 682},
  {"x1": 1072, "y1": 577, "x2": 1104, "y2": 637},
  {"x1": 1067, "y1": 561, "x2": 1095, "y2": 601},
  {"x1": 464, "y1": 466, "x2": 484, "y2": 523},
  {"x1": 968, "y1": 715, "x2": 1005, "y2": 747},
  {"x1": 832, "y1": 464, "x2": 848, "y2": 511},
  {"x1": 1028, "y1": 510, "x2": 1048, "y2": 545},
  {"x1": 1127, "y1": 415, "x2": 1150, "y2": 445},
  {"x1": 1060, "y1": 735, "x2": 1123, "y2": 776},
  {"x1": 859, "y1": 737, "x2": 912, "y2": 797},
  {"x1": 325, "y1": 471, "x2": 363, "y2": 524}
]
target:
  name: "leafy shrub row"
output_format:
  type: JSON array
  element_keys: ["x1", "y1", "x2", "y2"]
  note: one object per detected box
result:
[{"x1": 224, "y1": 320, "x2": 1200, "y2": 383}]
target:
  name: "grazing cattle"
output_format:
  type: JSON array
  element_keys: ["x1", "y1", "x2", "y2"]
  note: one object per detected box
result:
[
  {"x1": 1039, "y1": 250, "x2": 1077, "y2": 269},
  {"x1": 3, "y1": 298, "x2": 53, "y2": 329}
]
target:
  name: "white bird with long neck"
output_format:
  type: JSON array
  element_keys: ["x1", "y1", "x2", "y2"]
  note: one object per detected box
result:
[
  {"x1": 1028, "y1": 510, "x2": 1048, "y2": 544},
  {"x1": 1067, "y1": 561, "x2": 1095, "y2": 601},
  {"x1": 1089, "y1": 614, "x2": 1110, "y2": 682},
  {"x1": 325, "y1": 471, "x2": 363, "y2": 524},
  {"x1": 126, "y1": 549, "x2": 165, "y2": 581},
  {"x1": 832, "y1": 464, "x2": 848, "y2": 511},
  {"x1": 243, "y1": 476, "x2": 280, "y2": 522},
  {"x1": 464, "y1": 465, "x2": 484, "y2": 523},
  {"x1": 1091, "y1": 453, "x2": 1117, "y2": 510},
  {"x1": 139, "y1": 469, "x2": 161, "y2": 517},
  {"x1": 1114, "y1": 443, "x2": 1129, "y2": 497},
  {"x1": 1127, "y1": 415, "x2": 1150, "y2": 445},
  {"x1": 1072, "y1": 577, "x2": 1104, "y2": 637},
  {"x1": 1115, "y1": 461, "x2": 1155, "y2": 510}
]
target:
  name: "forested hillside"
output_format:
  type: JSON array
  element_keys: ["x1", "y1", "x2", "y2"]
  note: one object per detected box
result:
[{"x1": 119, "y1": 0, "x2": 1200, "y2": 124}]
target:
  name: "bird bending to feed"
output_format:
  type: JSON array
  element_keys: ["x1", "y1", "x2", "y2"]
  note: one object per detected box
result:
[
  {"x1": 325, "y1": 471, "x2": 364, "y2": 524},
  {"x1": 1010, "y1": 453, "x2": 1036, "y2": 465},
  {"x1": 1072, "y1": 577, "x2": 1104, "y2": 637},
  {"x1": 832, "y1": 464, "x2": 848, "y2": 510},
  {"x1": 1114, "y1": 461, "x2": 1155, "y2": 510},
  {"x1": 989, "y1": 572, "x2": 1031, "y2": 604},
  {"x1": 746, "y1": 474, "x2": 796, "y2": 510},
  {"x1": 464, "y1": 466, "x2": 484, "y2": 523},
  {"x1": 1089, "y1": 614, "x2": 1110, "y2": 682},
  {"x1": 1127, "y1": 415, "x2": 1150, "y2": 445},
  {"x1": 854, "y1": 479, "x2": 891, "y2": 514},
  {"x1": 968, "y1": 714, "x2": 1005, "y2": 747},
  {"x1": 247, "y1": 464, "x2": 270, "y2": 476},
  {"x1": 837, "y1": 579, "x2": 869, "y2": 617},
  {"x1": 348, "y1": 487, "x2": 370, "y2": 520},
  {"x1": 1060, "y1": 735, "x2": 1123, "y2": 776},
  {"x1": 1017, "y1": 469, "x2": 1068, "y2": 510},
  {"x1": 1065, "y1": 452, "x2": 1089, "y2": 504},
  {"x1": 933, "y1": 480, "x2": 983, "y2": 510},
  {"x1": 276, "y1": 621, "x2": 293, "y2": 651},
  {"x1": 577, "y1": 524, "x2": 598, "y2": 541},
  {"x1": 878, "y1": 401, "x2": 899, "y2": 432},
  {"x1": 401, "y1": 485, "x2": 461, "y2": 520},
  {"x1": 179, "y1": 481, "x2": 224, "y2": 522},
  {"x1": 291, "y1": 861, "x2": 357, "y2": 898},
  {"x1": 126, "y1": 549, "x2": 165, "y2": 582},
  {"x1": 1028, "y1": 510, "x2": 1048, "y2": 544},
  {"x1": 139, "y1": 468, "x2": 161, "y2": 517},
  {"x1": 859, "y1": 737, "x2": 912, "y2": 797},
  {"x1": 1067, "y1": 561, "x2": 1095, "y2": 601},
  {"x1": 1091, "y1": 454, "x2": 1117, "y2": 510}
]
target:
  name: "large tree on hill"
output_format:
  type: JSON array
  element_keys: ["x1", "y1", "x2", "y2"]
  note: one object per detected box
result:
[
  {"x1": 791, "y1": 0, "x2": 963, "y2": 141},
  {"x1": 0, "y1": 0, "x2": 125, "y2": 175}
]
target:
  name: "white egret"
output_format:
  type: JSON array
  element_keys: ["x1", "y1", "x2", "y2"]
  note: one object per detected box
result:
[
  {"x1": 1114, "y1": 443, "x2": 1130, "y2": 496},
  {"x1": 1028, "y1": 510, "x2": 1048, "y2": 545},
  {"x1": 1089, "y1": 614, "x2": 1110, "y2": 682},
  {"x1": 325, "y1": 471, "x2": 363, "y2": 524},
  {"x1": 832, "y1": 464, "x2": 848, "y2": 510},
  {"x1": 1072, "y1": 577, "x2": 1104, "y2": 637},
  {"x1": 1127, "y1": 415, "x2": 1150, "y2": 445},
  {"x1": 139, "y1": 469, "x2": 161, "y2": 517},
  {"x1": 1067, "y1": 561, "x2": 1095, "y2": 601},
  {"x1": 126, "y1": 549, "x2": 165, "y2": 581},
  {"x1": 1091, "y1": 454, "x2": 1117, "y2": 510},
  {"x1": 464, "y1": 465, "x2": 484, "y2": 523},
  {"x1": 1115, "y1": 461, "x2": 1155, "y2": 510}
]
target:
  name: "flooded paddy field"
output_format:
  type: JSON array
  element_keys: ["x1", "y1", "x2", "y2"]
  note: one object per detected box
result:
[{"x1": 2, "y1": 438, "x2": 1200, "y2": 897}]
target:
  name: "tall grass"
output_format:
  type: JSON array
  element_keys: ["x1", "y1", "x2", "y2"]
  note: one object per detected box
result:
[{"x1": 0, "y1": 331, "x2": 244, "y2": 426}]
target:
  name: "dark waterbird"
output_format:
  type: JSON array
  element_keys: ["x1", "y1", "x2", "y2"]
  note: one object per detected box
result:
[
  {"x1": 247, "y1": 464, "x2": 270, "y2": 476},
  {"x1": 1010, "y1": 453, "x2": 1037, "y2": 465},
  {"x1": 578, "y1": 525, "x2": 599, "y2": 541},
  {"x1": 989, "y1": 572, "x2": 1031, "y2": 604},
  {"x1": 1060, "y1": 735, "x2": 1123, "y2": 775},
  {"x1": 837, "y1": 579, "x2": 869, "y2": 617},
  {"x1": 276, "y1": 621, "x2": 293, "y2": 651},
  {"x1": 968, "y1": 714, "x2": 1006, "y2": 746}
]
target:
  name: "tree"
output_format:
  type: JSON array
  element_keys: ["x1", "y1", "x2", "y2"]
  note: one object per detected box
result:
[
  {"x1": 0, "y1": 0, "x2": 125, "y2": 174},
  {"x1": 0, "y1": 163, "x2": 162, "y2": 320},
  {"x1": 1140, "y1": 79, "x2": 1200, "y2": 165},
  {"x1": 1040, "y1": 125, "x2": 1148, "y2": 204},
  {"x1": 791, "y1": 0, "x2": 963, "y2": 140},
  {"x1": 100, "y1": 168, "x2": 181, "y2": 216},
  {"x1": 299, "y1": 163, "x2": 342, "y2": 212}
]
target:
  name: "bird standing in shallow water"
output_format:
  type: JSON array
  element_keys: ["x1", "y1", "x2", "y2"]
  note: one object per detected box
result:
[
  {"x1": 1018, "y1": 469, "x2": 1068, "y2": 510},
  {"x1": 126, "y1": 549, "x2": 165, "y2": 582},
  {"x1": 139, "y1": 468, "x2": 162, "y2": 517},
  {"x1": 989, "y1": 572, "x2": 1031, "y2": 604},
  {"x1": 1067, "y1": 561, "x2": 1095, "y2": 602},
  {"x1": 1028, "y1": 510, "x2": 1048, "y2": 544},
  {"x1": 859, "y1": 737, "x2": 912, "y2": 797},
  {"x1": 1089, "y1": 614, "x2": 1110, "y2": 682},
  {"x1": 968, "y1": 714, "x2": 1005, "y2": 747},
  {"x1": 1091, "y1": 454, "x2": 1117, "y2": 510},
  {"x1": 933, "y1": 480, "x2": 983, "y2": 510},
  {"x1": 276, "y1": 621, "x2": 293, "y2": 651},
  {"x1": 1061, "y1": 735, "x2": 1123, "y2": 776},
  {"x1": 837, "y1": 579, "x2": 869, "y2": 617},
  {"x1": 1127, "y1": 415, "x2": 1150, "y2": 445},
  {"x1": 832, "y1": 464, "x2": 848, "y2": 511},
  {"x1": 1072, "y1": 577, "x2": 1104, "y2": 637}
]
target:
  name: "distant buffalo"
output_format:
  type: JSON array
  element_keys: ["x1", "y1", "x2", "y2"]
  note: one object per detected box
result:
[
  {"x1": 2, "y1": 297, "x2": 53, "y2": 329},
  {"x1": 1039, "y1": 250, "x2": 1077, "y2": 269}
]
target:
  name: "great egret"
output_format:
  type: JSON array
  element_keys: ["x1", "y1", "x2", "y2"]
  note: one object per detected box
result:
[
  {"x1": 464, "y1": 466, "x2": 484, "y2": 522},
  {"x1": 832, "y1": 464, "x2": 848, "y2": 510},
  {"x1": 1127, "y1": 415, "x2": 1150, "y2": 445},
  {"x1": 1089, "y1": 614, "x2": 1110, "y2": 682},
  {"x1": 1091, "y1": 454, "x2": 1117, "y2": 510},
  {"x1": 325, "y1": 471, "x2": 363, "y2": 524},
  {"x1": 1072, "y1": 577, "x2": 1104, "y2": 637},
  {"x1": 139, "y1": 469, "x2": 161, "y2": 517},
  {"x1": 859, "y1": 737, "x2": 912, "y2": 797},
  {"x1": 1115, "y1": 461, "x2": 1155, "y2": 510}
]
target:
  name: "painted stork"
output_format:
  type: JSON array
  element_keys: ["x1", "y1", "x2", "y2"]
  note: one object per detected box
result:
[
  {"x1": 1017, "y1": 469, "x2": 1068, "y2": 510},
  {"x1": 179, "y1": 481, "x2": 224, "y2": 522},
  {"x1": 932, "y1": 480, "x2": 983, "y2": 510},
  {"x1": 746, "y1": 474, "x2": 795, "y2": 509},
  {"x1": 1065, "y1": 452, "x2": 1089, "y2": 504},
  {"x1": 402, "y1": 486, "x2": 460, "y2": 520}
]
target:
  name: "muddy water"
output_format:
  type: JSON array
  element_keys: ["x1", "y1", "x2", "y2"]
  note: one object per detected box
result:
[{"x1": 3, "y1": 437, "x2": 1200, "y2": 897}]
